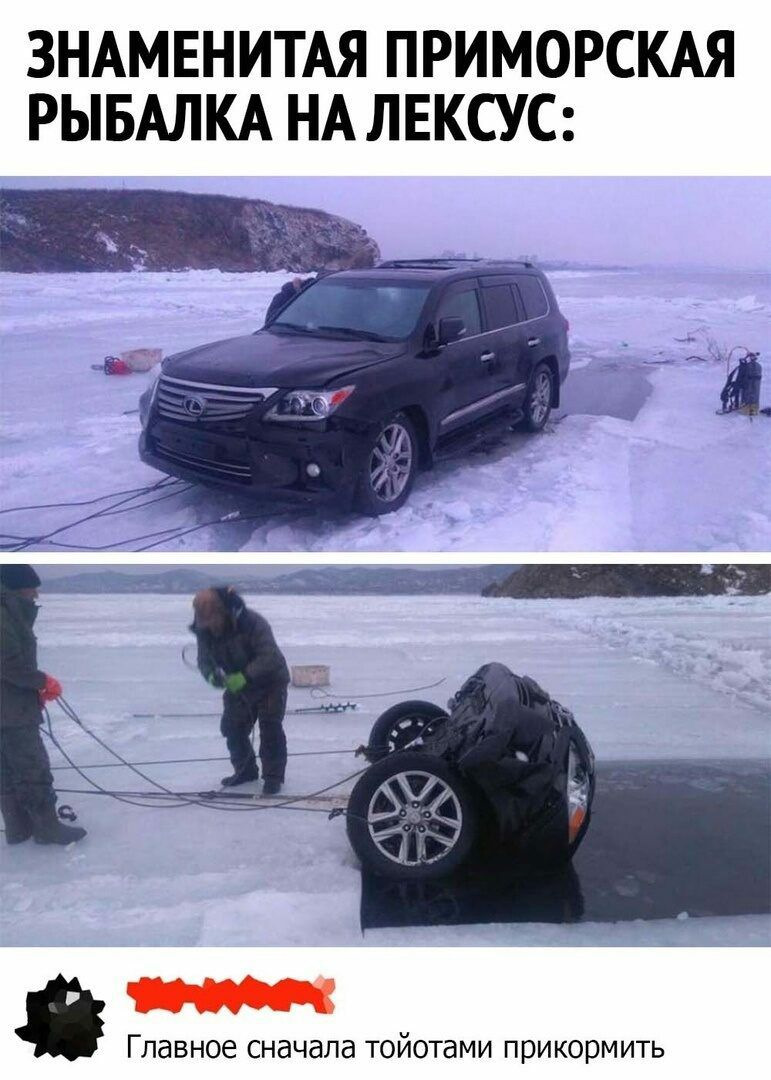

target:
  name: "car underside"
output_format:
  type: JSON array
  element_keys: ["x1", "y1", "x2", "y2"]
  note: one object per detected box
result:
[{"x1": 348, "y1": 663, "x2": 596, "y2": 880}]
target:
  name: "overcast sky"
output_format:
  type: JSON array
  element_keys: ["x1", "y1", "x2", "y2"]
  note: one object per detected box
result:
[{"x1": 2, "y1": 176, "x2": 769, "y2": 270}]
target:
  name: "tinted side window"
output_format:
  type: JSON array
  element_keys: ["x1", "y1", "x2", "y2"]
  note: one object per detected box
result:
[
  {"x1": 516, "y1": 275, "x2": 549, "y2": 319},
  {"x1": 482, "y1": 285, "x2": 518, "y2": 330},
  {"x1": 436, "y1": 288, "x2": 481, "y2": 337}
]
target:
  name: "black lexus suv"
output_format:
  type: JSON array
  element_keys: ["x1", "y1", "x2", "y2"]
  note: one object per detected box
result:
[{"x1": 139, "y1": 259, "x2": 570, "y2": 515}]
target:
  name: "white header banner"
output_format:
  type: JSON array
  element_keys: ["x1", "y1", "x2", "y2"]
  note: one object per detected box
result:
[{"x1": 1, "y1": 0, "x2": 768, "y2": 176}]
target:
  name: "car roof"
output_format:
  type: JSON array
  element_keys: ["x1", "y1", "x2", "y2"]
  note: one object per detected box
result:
[{"x1": 331, "y1": 258, "x2": 541, "y2": 285}]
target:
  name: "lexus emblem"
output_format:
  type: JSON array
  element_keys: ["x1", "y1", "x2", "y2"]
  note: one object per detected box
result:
[{"x1": 183, "y1": 395, "x2": 206, "y2": 417}]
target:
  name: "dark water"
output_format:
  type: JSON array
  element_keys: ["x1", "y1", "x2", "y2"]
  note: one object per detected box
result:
[
  {"x1": 360, "y1": 760, "x2": 771, "y2": 931},
  {"x1": 559, "y1": 361, "x2": 652, "y2": 421}
]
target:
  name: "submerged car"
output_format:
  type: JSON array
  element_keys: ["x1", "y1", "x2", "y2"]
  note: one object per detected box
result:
[
  {"x1": 348, "y1": 663, "x2": 595, "y2": 881},
  {"x1": 139, "y1": 259, "x2": 570, "y2": 515}
]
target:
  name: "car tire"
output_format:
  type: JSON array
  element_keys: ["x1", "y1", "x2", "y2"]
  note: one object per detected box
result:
[
  {"x1": 364, "y1": 700, "x2": 449, "y2": 763},
  {"x1": 522, "y1": 363, "x2": 554, "y2": 432},
  {"x1": 355, "y1": 412, "x2": 418, "y2": 515},
  {"x1": 347, "y1": 751, "x2": 478, "y2": 881}
]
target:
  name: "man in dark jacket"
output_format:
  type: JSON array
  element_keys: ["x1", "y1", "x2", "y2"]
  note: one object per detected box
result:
[
  {"x1": 192, "y1": 587, "x2": 290, "y2": 794},
  {"x1": 0, "y1": 564, "x2": 87, "y2": 845},
  {"x1": 263, "y1": 250, "x2": 374, "y2": 325},
  {"x1": 264, "y1": 276, "x2": 313, "y2": 324}
]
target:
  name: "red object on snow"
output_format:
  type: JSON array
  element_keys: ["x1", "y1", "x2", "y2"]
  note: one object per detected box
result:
[{"x1": 103, "y1": 356, "x2": 133, "y2": 375}]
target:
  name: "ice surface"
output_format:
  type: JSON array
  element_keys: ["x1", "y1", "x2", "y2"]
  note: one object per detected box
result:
[
  {"x1": 1, "y1": 267, "x2": 769, "y2": 551},
  {"x1": 1, "y1": 593, "x2": 768, "y2": 946}
]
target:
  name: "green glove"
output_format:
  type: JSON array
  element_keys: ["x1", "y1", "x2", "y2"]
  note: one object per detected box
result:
[{"x1": 224, "y1": 671, "x2": 247, "y2": 694}]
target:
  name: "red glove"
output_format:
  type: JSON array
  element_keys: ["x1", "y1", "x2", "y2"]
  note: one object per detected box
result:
[{"x1": 39, "y1": 674, "x2": 63, "y2": 704}]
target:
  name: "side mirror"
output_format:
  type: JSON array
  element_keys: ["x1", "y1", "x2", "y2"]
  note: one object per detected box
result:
[{"x1": 438, "y1": 316, "x2": 466, "y2": 346}]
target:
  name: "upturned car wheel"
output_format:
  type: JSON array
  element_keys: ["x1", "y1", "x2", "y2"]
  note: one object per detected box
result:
[
  {"x1": 355, "y1": 412, "x2": 418, "y2": 515},
  {"x1": 347, "y1": 751, "x2": 478, "y2": 880},
  {"x1": 363, "y1": 700, "x2": 449, "y2": 763},
  {"x1": 522, "y1": 363, "x2": 553, "y2": 432}
]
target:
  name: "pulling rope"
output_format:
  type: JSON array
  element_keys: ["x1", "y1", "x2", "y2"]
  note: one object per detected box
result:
[
  {"x1": 310, "y1": 677, "x2": 447, "y2": 700},
  {"x1": 180, "y1": 646, "x2": 447, "y2": 704},
  {"x1": 44, "y1": 787, "x2": 340, "y2": 816},
  {"x1": 50, "y1": 746, "x2": 363, "y2": 772},
  {"x1": 0, "y1": 476, "x2": 267, "y2": 553},
  {"x1": 0, "y1": 477, "x2": 192, "y2": 552},
  {"x1": 46, "y1": 698, "x2": 372, "y2": 818},
  {"x1": 0, "y1": 480, "x2": 184, "y2": 516},
  {"x1": 2, "y1": 510, "x2": 263, "y2": 553}
]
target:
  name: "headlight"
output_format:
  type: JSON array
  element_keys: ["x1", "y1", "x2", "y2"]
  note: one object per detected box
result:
[{"x1": 265, "y1": 385, "x2": 355, "y2": 422}]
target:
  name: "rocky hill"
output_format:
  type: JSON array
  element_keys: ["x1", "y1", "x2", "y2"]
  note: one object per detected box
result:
[
  {"x1": 483, "y1": 564, "x2": 771, "y2": 599},
  {"x1": 0, "y1": 188, "x2": 379, "y2": 273},
  {"x1": 42, "y1": 565, "x2": 514, "y2": 595}
]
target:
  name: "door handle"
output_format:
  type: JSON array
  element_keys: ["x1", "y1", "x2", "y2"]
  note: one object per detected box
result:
[
  {"x1": 527, "y1": 337, "x2": 541, "y2": 347},
  {"x1": 480, "y1": 351, "x2": 496, "y2": 363}
]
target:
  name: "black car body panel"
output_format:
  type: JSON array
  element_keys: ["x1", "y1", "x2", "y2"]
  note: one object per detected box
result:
[
  {"x1": 161, "y1": 332, "x2": 407, "y2": 387},
  {"x1": 424, "y1": 662, "x2": 595, "y2": 856},
  {"x1": 348, "y1": 664, "x2": 595, "y2": 880},
  {"x1": 139, "y1": 260, "x2": 570, "y2": 507}
]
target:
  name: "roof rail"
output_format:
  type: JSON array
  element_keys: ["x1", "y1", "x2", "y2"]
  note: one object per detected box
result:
[{"x1": 376, "y1": 257, "x2": 534, "y2": 269}]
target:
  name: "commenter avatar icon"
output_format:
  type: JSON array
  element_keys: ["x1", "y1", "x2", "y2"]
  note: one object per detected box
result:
[{"x1": 15, "y1": 975, "x2": 105, "y2": 1060}]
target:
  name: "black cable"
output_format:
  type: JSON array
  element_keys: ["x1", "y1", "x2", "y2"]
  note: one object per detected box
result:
[
  {"x1": 1, "y1": 484, "x2": 195, "y2": 548},
  {"x1": 50, "y1": 698, "x2": 370, "y2": 816},
  {"x1": 47, "y1": 787, "x2": 336, "y2": 815},
  {"x1": 0, "y1": 479, "x2": 182, "y2": 515},
  {"x1": 310, "y1": 677, "x2": 447, "y2": 699},
  {"x1": 51, "y1": 755, "x2": 229, "y2": 771},
  {"x1": 133, "y1": 513, "x2": 262, "y2": 552},
  {"x1": 55, "y1": 698, "x2": 204, "y2": 807},
  {"x1": 182, "y1": 645, "x2": 446, "y2": 706},
  {"x1": 2, "y1": 477, "x2": 186, "y2": 552},
  {"x1": 94, "y1": 484, "x2": 195, "y2": 518},
  {"x1": 50, "y1": 746, "x2": 360, "y2": 771},
  {"x1": 42, "y1": 713, "x2": 192, "y2": 810},
  {"x1": 11, "y1": 511, "x2": 263, "y2": 552}
]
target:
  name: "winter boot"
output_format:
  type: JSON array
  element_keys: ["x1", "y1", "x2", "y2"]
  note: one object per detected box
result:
[
  {"x1": 262, "y1": 778, "x2": 283, "y2": 796},
  {"x1": 221, "y1": 761, "x2": 260, "y2": 787},
  {"x1": 1, "y1": 791, "x2": 34, "y2": 844},
  {"x1": 5, "y1": 821, "x2": 34, "y2": 844},
  {"x1": 32, "y1": 811, "x2": 87, "y2": 846}
]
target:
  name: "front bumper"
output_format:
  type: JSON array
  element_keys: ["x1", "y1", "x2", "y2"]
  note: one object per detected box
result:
[{"x1": 139, "y1": 415, "x2": 373, "y2": 506}]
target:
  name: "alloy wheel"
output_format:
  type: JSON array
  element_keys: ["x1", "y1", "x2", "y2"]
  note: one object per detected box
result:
[
  {"x1": 529, "y1": 370, "x2": 552, "y2": 426},
  {"x1": 367, "y1": 770, "x2": 463, "y2": 866},
  {"x1": 369, "y1": 423, "x2": 413, "y2": 502}
]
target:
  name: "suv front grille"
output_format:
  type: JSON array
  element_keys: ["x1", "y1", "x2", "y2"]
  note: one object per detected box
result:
[
  {"x1": 156, "y1": 376, "x2": 278, "y2": 424},
  {"x1": 153, "y1": 441, "x2": 253, "y2": 484}
]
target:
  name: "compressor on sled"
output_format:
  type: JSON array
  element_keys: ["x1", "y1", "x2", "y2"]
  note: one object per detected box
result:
[
  {"x1": 348, "y1": 663, "x2": 595, "y2": 881},
  {"x1": 719, "y1": 350, "x2": 762, "y2": 415}
]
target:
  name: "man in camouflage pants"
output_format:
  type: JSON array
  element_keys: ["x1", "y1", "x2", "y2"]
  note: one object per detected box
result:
[{"x1": 1, "y1": 564, "x2": 87, "y2": 845}]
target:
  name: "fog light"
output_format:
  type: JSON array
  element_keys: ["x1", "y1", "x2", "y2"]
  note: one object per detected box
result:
[{"x1": 306, "y1": 462, "x2": 321, "y2": 478}]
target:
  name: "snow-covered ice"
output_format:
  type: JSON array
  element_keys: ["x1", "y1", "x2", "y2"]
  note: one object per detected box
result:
[
  {"x1": 1, "y1": 267, "x2": 769, "y2": 551},
  {"x1": 1, "y1": 592, "x2": 768, "y2": 946}
]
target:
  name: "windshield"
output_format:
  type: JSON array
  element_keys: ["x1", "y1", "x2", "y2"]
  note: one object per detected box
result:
[{"x1": 269, "y1": 280, "x2": 431, "y2": 342}]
